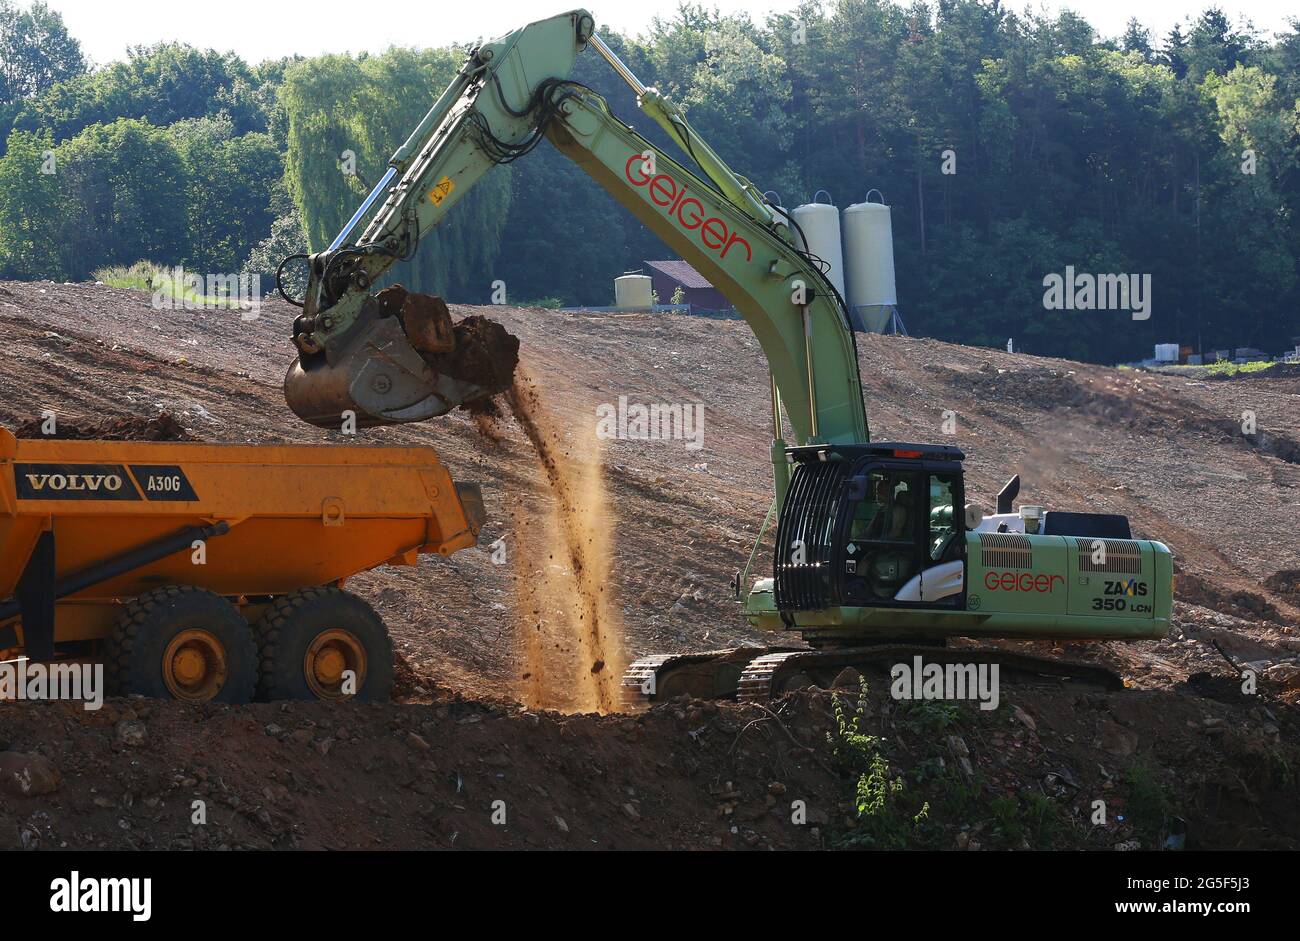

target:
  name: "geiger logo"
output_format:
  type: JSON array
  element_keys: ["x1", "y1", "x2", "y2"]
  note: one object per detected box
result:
[{"x1": 624, "y1": 154, "x2": 753, "y2": 262}]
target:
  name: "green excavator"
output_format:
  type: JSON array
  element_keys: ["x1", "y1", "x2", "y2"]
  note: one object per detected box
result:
[{"x1": 279, "y1": 10, "x2": 1172, "y2": 706}]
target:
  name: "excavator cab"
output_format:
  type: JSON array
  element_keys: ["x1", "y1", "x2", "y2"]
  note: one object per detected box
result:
[{"x1": 773, "y1": 443, "x2": 968, "y2": 614}]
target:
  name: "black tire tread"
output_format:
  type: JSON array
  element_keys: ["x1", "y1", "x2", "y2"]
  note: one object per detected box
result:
[
  {"x1": 253, "y1": 586, "x2": 393, "y2": 702},
  {"x1": 104, "y1": 584, "x2": 257, "y2": 702}
]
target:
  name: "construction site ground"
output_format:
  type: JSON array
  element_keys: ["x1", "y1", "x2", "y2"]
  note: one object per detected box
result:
[{"x1": 0, "y1": 279, "x2": 1297, "y2": 850}]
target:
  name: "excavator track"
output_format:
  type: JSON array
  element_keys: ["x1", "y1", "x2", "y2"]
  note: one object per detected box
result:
[
  {"x1": 737, "y1": 645, "x2": 1122, "y2": 702},
  {"x1": 624, "y1": 644, "x2": 1122, "y2": 709},
  {"x1": 621, "y1": 647, "x2": 798, "y2": 711}
]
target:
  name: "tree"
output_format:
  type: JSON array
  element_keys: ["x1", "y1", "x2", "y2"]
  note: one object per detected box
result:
[
  {"x1": 53, "y1": 119, "x2": 189, "y2": 278},
  {"x1": 0, "y1": 1, "x2": 84, "y2": 105},
  {"x1": 1120, "y1": 18, "x2": 1154, "y2": 62},
  {"x1": 280, "y1": 47, "x2": 512, "y2": 300},
  {"x1": 1185, "y1": 8, "x2": 1255, "y2": 81},
  {"x1": 171, "y1": 114, "x2": 280, "y2": 271},
  {"x1": 6, "y1": 43, "x2": 268, "y2": 151},
  {"x1": 0, "y1": 128, "x2": 60, "y2": 277}
]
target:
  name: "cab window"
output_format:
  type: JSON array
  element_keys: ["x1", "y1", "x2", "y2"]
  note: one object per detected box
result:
[{"x1": 927, "y1": 474, "x2": 962, "y2": 563}]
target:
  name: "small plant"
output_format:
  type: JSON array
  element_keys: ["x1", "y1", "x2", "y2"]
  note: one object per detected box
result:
[
  {"x1": 1205, "y1": 359, "x2": 1275, "y2": 377},
  {"x1": 1121, "y1": 757, "x2": 1174, "y2": 845},
  {"x1": 94, "y1": 260, "x2": 168, "y2": 291},
  {"x1": 897, "y1": 698, "x2": 961, "y2": 734},
  {"x1": 94, "y1": 260, "x2": 245, "y2": 309},
  {"x1": 990, "y1": 794, "x2": 1023, "y2": 843},
  {"x1": 827, "y1": 677, "x2": 881, "y2": 772},
  {"x1": 987, "y1": 791, "x2": 1068, "y2": 848},
  {"x1": 828, "y1": 679, "x2": 930, "y2": 849}
]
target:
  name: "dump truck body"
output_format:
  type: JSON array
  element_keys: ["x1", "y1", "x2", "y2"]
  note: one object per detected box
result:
[{"x1": 0, "y1": 428, "x2": 482, "y2": 701}]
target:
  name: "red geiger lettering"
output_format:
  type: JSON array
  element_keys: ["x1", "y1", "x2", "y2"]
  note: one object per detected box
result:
[
  {"x1": 625, "y1": 154, "x2": 752, "y2": 262},
  {"x1": 983, "y1": 571, "x2": 1064, "y2": 593}
]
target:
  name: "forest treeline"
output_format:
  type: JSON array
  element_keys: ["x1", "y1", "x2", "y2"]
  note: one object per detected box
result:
[{"x1": 1, "y1": 0, "x2": 1298, "y2": 362}]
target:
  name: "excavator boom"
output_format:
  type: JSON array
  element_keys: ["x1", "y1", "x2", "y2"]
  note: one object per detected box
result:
[{"x1": 283, "y1": 9, "x2": 867, "y2": 507}]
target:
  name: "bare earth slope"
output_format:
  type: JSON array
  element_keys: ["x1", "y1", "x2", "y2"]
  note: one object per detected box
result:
[{"x1": 0, "y1": 279, "x2": 1296, "y2": 850}]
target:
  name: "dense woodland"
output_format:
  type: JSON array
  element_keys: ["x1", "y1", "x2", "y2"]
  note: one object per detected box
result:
[{"x1": 1, "y1": 0, "x2": 1299, "y2": 362}]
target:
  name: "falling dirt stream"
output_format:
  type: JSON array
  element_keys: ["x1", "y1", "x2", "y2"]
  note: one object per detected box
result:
[{"x1": 505, "y1": 369, "x2": 625, "y2": 713}]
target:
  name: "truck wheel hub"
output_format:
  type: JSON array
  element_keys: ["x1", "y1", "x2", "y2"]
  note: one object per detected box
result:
[
  {"x1": 304, "y1": 630, "x2": 366, "y2": 700},
  {"x1": 162, "y1": 629, "x2": 227, "y2": 701}
]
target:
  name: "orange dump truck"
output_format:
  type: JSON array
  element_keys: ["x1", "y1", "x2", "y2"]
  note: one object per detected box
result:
[{"x1": 0, "y1": 427, "x2": 484, "y2": 703}]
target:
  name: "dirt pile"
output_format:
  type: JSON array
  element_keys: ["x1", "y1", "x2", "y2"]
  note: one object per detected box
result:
[
  {"x1": 14, "y1": 412, "x2": 194, "y2": 441},
  {"x1": 2, "y1": 279, "x2": 1300, "y2": 849},
  {"x1": 0, "y1": 677, "x2": 1295, "y2": 850}
]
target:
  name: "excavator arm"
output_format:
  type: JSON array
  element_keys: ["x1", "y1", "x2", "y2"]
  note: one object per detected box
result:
[{"x1": 283, "y1": 8, "x2": 869, "y2": 503}]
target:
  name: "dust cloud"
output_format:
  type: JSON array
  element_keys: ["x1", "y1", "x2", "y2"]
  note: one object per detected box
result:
[{"x1": 505, "y1": 369, "x2": 625, "y2": 713}]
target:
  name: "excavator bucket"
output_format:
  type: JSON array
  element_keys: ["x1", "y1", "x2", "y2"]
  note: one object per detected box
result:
[{"x1": 284, "y1": 285, "x2": 519, "y2": 429}]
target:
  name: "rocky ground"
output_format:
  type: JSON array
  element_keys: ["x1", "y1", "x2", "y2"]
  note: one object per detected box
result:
[{"x1": 0, "y1": 279, "x2": 1296, "y2": 850}]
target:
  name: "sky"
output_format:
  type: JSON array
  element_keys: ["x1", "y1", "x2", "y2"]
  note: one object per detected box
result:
[{"x1": 45, "y1": 0, "x2": 1298, "y2": 66}]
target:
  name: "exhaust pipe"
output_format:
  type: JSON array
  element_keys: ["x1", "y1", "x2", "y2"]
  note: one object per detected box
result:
[{"x1": 996, "y1": 475, "x2": 1020, "y2": 514}]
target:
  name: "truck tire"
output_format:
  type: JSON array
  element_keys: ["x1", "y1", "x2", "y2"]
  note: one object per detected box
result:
[
  {"x1": 253, "y1": 587, "x2": 394, "y2": 702},
  {"x1": 106, "y1": 585, "x2": 258, "y2": 703}
]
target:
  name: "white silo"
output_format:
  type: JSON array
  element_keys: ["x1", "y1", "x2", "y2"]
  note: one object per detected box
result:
[
  {"x1": 791, "y1": 191, "x2": 846, "y2": 301},
  {"x1": 842, "y1": 190, "x2": 903, "y2": 333},
  {"x1": 614, "y1": 273, "x2": 653, "y2": 309}
]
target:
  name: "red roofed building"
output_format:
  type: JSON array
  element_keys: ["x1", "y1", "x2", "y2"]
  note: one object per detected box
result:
[{"x1": 643, "y1": 260, "x2": 731, "y2": 313}]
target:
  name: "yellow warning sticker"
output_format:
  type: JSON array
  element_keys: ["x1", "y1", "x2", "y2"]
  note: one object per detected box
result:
[{"x1": 428, "y1": 176, "x2": 455, "y2": 206}]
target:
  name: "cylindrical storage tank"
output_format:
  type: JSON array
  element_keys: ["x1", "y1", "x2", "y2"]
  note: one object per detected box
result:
[
  {"x1": 791, "y1": 191, "x2": 845, "y2": 300},
  {"x1": 614, "y1": 274, "x2": 653, "y2": 309},
  {"x1": 842, "y1": 190, "x2": 898, "y2": 309}
]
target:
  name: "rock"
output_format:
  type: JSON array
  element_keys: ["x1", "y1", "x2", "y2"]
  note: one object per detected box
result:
[
  {"x1": 1095, "y1": 720, "x2": 1137, "y2": 757},
  {"x1": 1011, "y1": 705, "x2": 1037, "y2": 732},
  {"x1": 1265, "y1": 663, "x2": 1300, "y2": 686},
  {"x1": 115, "y1": 719, "x2": 147, "y2": 747},
  {"x1": 290, "y1": 729, "x2": 313, "y2": 746},
  {"x1": 314, "y1": 738, "x2": 333, "y2": 756},
  {"x1": 1114, "y1": 840, "x2": 1143, "y2": 851},
  {"x1": 554, "y1": 816, "x2": 569, "y2": 834},
  {"x1": 831, "y1": 667, "x2": 862, "y2": 689},
  {"x1": 0, "y1": 752, "x2": 60, "y2": 796},
  {"x1": 768, "y1": 781, "x2": 786, "y2": 796},
  {"x1": 406, "y1": 732, "x2": 431, "y2": 751},
  {"x1": 946, "y1": 734, "x2": 974, "y2": 774},
  {"x1": 621, "y1": 802, "x2": 642, "y2": 822}
]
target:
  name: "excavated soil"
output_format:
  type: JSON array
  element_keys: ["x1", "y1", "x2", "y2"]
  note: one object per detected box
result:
[
  {"x1": 14, "y1": 411, "x2": 194, "y2": 442},
  {"x1": 435, "y1": 315, "x2": 520, "y2": 394},
  {"x1": 0, "y1": 279, "x2": 1297, "y2": 850}
]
